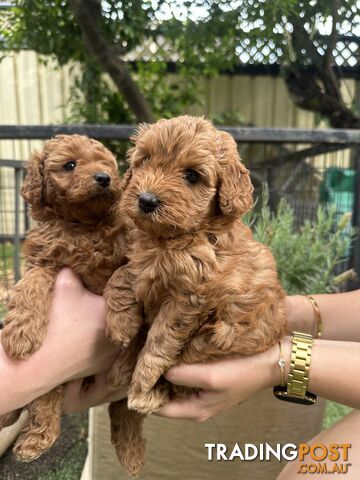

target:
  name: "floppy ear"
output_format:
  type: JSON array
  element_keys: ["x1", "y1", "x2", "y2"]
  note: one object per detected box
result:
[
  {"x1": 217, "y1": 131, "x2": 253, "y2": 217},
  {"x1": 21, "y1": 149, "x2": 52, "y2": 221},
  {"x1": 122, "y1": 122, "x2": 151, "y2": 189},
  {"x1": 121, "y1": 163, "x2": 133, "y2": 191},
  {"x1": 21, "y1": 150, "x2": 45, "y2": 207},
  {"x1": 130, "y1": 123, "x2": 150, "y2": 144}
]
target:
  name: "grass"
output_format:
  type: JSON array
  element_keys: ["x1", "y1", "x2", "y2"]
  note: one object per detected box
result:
[
  {"x1": 0, "y1": 414, "x2": 88, "y2": 480},
  {"x1": 0, "y1": 242, "x2": 15, "y2": 270},
  {"x1": 36, "y1": 440, "x2": 88, "y2": 480},
  {"x1": 0, "y1": 242, "x2": 18, "y2": 320},
  {"x1": 323, "y1": 401, "x2": 352, "y2": 430}
]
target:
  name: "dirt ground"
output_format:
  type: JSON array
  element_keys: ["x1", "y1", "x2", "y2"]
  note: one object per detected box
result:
[{"x1": 0, "y1": 413, "x2": 88, "y2": 480}]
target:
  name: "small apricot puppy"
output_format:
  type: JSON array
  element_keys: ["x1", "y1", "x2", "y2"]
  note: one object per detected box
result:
[
  {"x1": 105, "y1": 115, "x2": 288, "y2": 475},
  {"x1": 0, "y1": 135, "x2": 129, "y2": 461}
]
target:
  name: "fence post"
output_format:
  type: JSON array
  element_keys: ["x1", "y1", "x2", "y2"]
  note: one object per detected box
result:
[{"x1": 14, "y1": 167, "x2": 22, "y2": 282}]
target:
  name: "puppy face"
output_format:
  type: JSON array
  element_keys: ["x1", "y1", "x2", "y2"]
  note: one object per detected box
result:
[
  {"x1": 122, "y1": 116, "x2": 253, "y2": 236},
  {"x1": 22, "y1": 135, "x2": 121, "y2": 222}
]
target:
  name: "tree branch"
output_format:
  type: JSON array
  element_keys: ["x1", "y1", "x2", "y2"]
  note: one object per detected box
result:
[
  {"x1": 283, "y1": 66, "x2": 360, "y2": 129},
  {"x1": 290, "y1": 15, "x2": 342, "y2": 103},
  {"x1": 69, "y1": 0, "x2": 154, "y2": 123},
  {"x1": 283, "y1": 11, "x2": 360, "y2": 128}
]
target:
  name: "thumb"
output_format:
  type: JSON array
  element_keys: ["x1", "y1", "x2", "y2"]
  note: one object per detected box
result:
[{"x1": 165, "y1": 363, "x2": 215, "y2": 389}]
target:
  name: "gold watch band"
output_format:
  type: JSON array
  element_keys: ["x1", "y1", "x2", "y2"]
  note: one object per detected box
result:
[
  {"x1": 287, "y1": 331, "x2": 314, "y2": 397},
  {"x1": 273, "y1": 331, "x2": 317, "y2": 405}
]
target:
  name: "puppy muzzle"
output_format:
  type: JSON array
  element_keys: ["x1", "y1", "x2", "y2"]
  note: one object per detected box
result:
[
  {"x1": 138, "y1": 192, "x2": 160, "y2": 213},
  {"x1": 94, "y1": 172, "x2": 111, "y2": 188}
]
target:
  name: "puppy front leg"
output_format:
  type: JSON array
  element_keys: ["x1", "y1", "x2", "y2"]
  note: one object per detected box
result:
[
  {"x1": 107, "y1": 331, "x2": 145, "y2": 390},
  {"x1": 184, "y1": 281, "x2": 287, "y2": 357},
  {"x1": 104, "y1": 266, "x2": 143, "y2": 348},
  {"x1": 2, "y1": 266, "x2": 56, "y2": 359},
  {"x1": 13, "y1": 386, "x2": 63, "y2": 461},
  {"x1": 128, "y1": 300, "x2": 201, "y2": 414}
]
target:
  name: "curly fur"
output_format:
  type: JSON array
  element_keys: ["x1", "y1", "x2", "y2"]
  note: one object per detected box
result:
[
  {"x1": 105, "y1": 116, "x2": 287, "y2": 476},
  {"x1": 0, "y1": 135, "x2": 130, "y2": 461}
]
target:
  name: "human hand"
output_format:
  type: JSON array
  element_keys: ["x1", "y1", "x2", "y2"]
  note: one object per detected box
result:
[
  {"x1": 2, "y1": 268, "x2": 124, "y2": 412},
  {"x1": 157, "y1": 343, "x2": 285, "y2": 422},
  {"x1": 62, "y1": 374, "x2": 127, "y2": 414},
  {"x1": 39, "y1": 268, "x2": 122, "y2": 387}
]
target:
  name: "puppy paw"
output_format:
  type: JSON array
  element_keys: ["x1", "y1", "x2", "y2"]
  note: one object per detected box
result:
[
  {"x1": 13, "y1": 428, "x2": 59, "y2": 462},
  {"x1": 105, "y1": 325, "x2": 132, "y2": 347},
  {"x1": 1, "y1": 324, "x2": 41, "y2": 359},
  {"x1": 127, "y1": 387, "x2": 168, "y2": 414},
  {"x1": 106, "y1": 315, "x2": 139, "y2": 349},
  {"x1": 116, "y1": 439, "x2": 146, "y2": 477}
]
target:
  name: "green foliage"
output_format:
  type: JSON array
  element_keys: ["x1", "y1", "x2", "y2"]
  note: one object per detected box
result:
[
  {"x1": 0, "y1": 0, "x2": 157, "y2": 64},
  {"x1": 65, "y1": 59, "x2": 200, "y2": 163},
  {"x1": 246, "y1": 187, "x2": 354, "y2": 294},
  {"x1": 1, "y1": 1, "x2": 201, "y2": 123},
  {"x1": 1, "y1": 1, "x2": 358, "y2": 121},
  {"x1": 210, "y1": 110, "x2": 247, "y2": 126},
  {"x1": 159, "y1": 0, "x2": 359, "y2": 72},
  {"x1": 65, "y1": 60, "x2": 200, "y2": 125}
]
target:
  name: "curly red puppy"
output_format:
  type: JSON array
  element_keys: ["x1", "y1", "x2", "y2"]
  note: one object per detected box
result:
[
  {"x1": 0, "y1": 134, "x2": 129, "y2": 461},
  {"x1": 105, "y1": 115, "x2": 287, "y2": 475}
]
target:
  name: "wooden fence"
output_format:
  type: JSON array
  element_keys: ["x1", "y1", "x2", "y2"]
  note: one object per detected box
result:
[{"x1": 0, "y1": 50, "x2": 357, "y2": 134}]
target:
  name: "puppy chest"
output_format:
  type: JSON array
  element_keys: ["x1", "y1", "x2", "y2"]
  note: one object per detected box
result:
[
  {"x1": 72, "y1": 240, "x2": 123, "y2": 288},
  {"x1": 131, "y1": 248, "x2": 216, "y2": 317},
  {"x1": 28, "y1": 234, "x2": 122, "y2": 294}
]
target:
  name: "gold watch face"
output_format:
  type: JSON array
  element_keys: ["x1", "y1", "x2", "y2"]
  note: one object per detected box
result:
[{"x1": 273, "y1": 386, "x2": 318, "y2": 406}]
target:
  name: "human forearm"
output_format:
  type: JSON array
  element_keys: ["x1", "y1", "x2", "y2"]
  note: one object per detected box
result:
[
  {"x1": 287, "y1": 291, "x2": 360, "y2": 341},
  {"x1": 307, "y1": 339, "x2": 360, "y2": 408},
  {"x1": 0, "y1": 342, "x2": 50, "y2": 414},
  {"x1": 278, "y1": 337, "x2": 360, "y2": 410},
  {"x1": 158, "y1": 335, "x2": 360, "y2": 421}
]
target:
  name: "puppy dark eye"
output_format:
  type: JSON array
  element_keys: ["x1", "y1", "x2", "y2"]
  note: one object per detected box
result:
[
  {"x1": 185, "y1": 169, "x2": 199, "y2": 184},
  {"x1": 64, "y1": 161, "x2": 76, "y2": 171}
]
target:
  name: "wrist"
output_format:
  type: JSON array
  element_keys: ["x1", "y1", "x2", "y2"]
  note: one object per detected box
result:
[
  {"x1": 258, "y1": 337, "x2": 292, "y2": 389},
  {"x1": 0, "y1": 342, "x2": 54, "y2": 413},
  {"x1": 286, "y1": 295, "x2": 317, "y2": 336}
]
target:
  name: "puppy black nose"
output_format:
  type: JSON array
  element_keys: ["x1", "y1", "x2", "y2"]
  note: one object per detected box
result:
[
  {"x1": 94, "y1": 172, "x2": 111, "y2": 188},
  {"x1": 138, "y1": 192, "x2": 159, "y2": 213}
]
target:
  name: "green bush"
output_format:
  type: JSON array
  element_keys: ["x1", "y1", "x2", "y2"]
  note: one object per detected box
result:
[
  {"x1": 245, "y1": 188, "x2": 355, "y2": 429},
  {"x1": 246, "y1": 187, "x2": 354, "y2": 295}
]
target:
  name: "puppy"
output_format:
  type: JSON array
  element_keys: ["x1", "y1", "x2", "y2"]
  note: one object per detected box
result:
[
  {"x1": 0, "y1": 134, "x2": 129, "y2": 461},
  {"x1": 105, "y1": 115, "x2": 288, "y2": 476}
]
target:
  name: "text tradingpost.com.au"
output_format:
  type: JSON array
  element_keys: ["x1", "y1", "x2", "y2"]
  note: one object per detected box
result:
[{"x1": 205, "y1": 443, "x2": 352, "y2": 475}]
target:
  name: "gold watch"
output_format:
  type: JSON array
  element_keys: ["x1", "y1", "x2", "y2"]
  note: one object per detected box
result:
[{"x1": 273, "y1": 332, "x2": 317, "y2": 405}]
